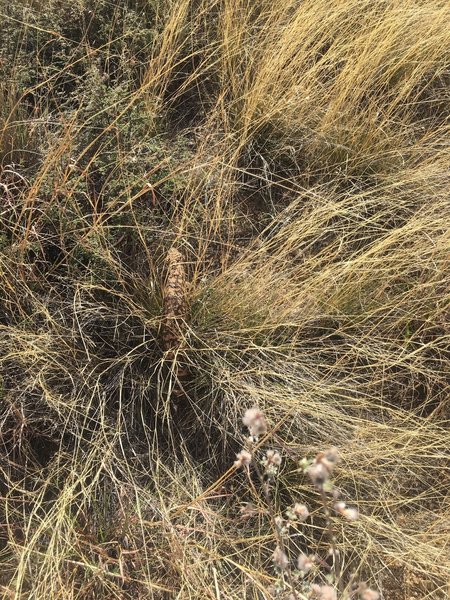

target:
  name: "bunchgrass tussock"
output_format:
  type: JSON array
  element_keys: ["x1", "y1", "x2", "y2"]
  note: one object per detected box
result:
[{"x1": 0, "y1": 0, "x2": 449, "y2": 598}]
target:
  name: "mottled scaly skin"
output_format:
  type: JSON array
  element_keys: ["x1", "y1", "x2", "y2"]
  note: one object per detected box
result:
[{"x1": 162, "y1": 247, "x2": 189, "y2": 398}]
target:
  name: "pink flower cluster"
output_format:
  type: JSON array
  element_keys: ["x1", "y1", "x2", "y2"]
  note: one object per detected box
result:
[{"x1": 242, "y1": 407, "x2": 268, "y2": 437}]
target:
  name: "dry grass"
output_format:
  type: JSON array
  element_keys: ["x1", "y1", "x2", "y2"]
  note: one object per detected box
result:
[{"x1": 0, "y1": 0, "x2": 449, "y2": 598}]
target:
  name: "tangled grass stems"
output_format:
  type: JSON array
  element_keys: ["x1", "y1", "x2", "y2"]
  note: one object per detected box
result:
[{"x1": 0, "y1": 0, "x2": 449, "y2": 598}]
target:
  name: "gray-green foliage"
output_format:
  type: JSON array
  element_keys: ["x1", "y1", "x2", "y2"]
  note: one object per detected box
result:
[{"x1": 1, "y1": 0, "x2": 195, "y2": 277}]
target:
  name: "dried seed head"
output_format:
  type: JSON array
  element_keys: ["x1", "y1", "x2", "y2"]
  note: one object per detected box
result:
[
  {"x1": 240, "y1": 503, "x2": 258, "y2": 519},
  {"x1": 342, "y1": 507, "x2": 359, "y2": 521},
  {"x1": 266, "y1": 449, "x2": 282, "y2": 466},
  {"x1": 266, "y1": 585, "x2": 277, "y2": 598},
  {"x1": 335, "y1": 500, "x2": 359, "y2": 520},
  {"x1": 272, "y1": 545, "x2": 289, "y2": 571},
  {"x1": 264, "y1": 449, "x2": 282, "y2": 478},
  {"x1": 234, "y1": 450, "x2": 252, "y2": 468},
  {"x1": 297, "y1": 553, "x2": 313, "y2": 574},
  {"x1": 357, "y1": 583, "x2": 380, "y2": 600},
  {"x1": 307, "y1": 461, "x2": 329, "y2": 486},
  {"x1": 274, "y1": 515, "x2": 284, "y2": 530},
  {"x1": 322, "y1": 447, "x2": 339, "y2": 469},
  {"x1": 292, "y1": 503, "x2": 309, "y2": 522},
  {"x1": 361, "y1": 590, "x2": 380, "y2": 600},
  {"x1": 310, "y1": 584, "x2": 337, "y2": 600},
  {"x1": 242, "y1": 407, "x2": 268, "y2": 437}
]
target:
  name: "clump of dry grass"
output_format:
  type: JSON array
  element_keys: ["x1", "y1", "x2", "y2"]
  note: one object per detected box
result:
[{"x1": 0, "y1": 0, "x2": 449, "y2": 598}]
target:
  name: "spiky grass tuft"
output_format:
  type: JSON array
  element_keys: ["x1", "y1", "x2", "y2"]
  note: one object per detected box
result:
[{"x1": 0, "y1": 0, "x2": 449, "y2": 598}]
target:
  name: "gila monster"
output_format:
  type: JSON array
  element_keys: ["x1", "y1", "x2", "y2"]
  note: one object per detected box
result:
[{"x1": 162, "y1": 247, "x2": 189, "y2": 399}]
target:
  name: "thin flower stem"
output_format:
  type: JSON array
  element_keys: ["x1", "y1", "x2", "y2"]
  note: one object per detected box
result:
[
  {"x1": 247, "y1": 440, "x2": 299, "y2": 597},
  {"x1": 320, "y1": 485, "x2": 342, "y2": 591}
]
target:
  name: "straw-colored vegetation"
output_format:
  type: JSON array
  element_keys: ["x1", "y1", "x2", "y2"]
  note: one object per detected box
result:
[{"x1": 0, "y1": 0, "x2": 449, "y2": 598}]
